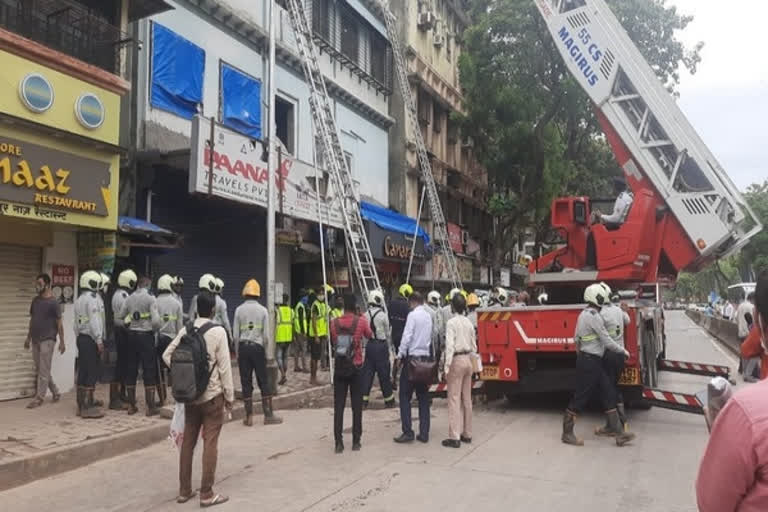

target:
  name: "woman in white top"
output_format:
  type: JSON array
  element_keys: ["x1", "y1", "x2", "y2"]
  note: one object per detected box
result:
[{"x1": 442, "y1": 294, "x2": 478, "y2": 448}]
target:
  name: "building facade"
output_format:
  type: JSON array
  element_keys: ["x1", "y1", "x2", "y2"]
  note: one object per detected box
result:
[
  {"x1": 387, "y1": 0, "x2": 491, "y2": 292},
  {"x1": 124, "y1": 0, "x2": 394, "y2": 309},
  {"x1": 0, "y1": 0, "x2": 169, "y2": 400}
]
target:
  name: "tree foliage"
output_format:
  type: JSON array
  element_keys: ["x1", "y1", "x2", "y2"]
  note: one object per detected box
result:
[
  {"x1": 457, "y1": 0, "x2": 702, "y2": 268},
  {"x1": 741, "y1": 180, "x2": 768, "y2": 274}
]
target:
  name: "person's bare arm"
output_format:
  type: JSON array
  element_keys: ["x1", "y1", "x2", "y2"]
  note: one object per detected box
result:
[{"x1": 57, "y1": 317, "x2": 66, "y2": 354}]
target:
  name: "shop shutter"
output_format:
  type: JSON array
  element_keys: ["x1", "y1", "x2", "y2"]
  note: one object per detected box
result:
[{"x1": 0, "y1": 244, "x2": 42, "y2": 400}]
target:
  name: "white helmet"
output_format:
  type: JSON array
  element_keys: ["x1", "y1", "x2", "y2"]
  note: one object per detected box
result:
[
  {"x1": 368, "y1": 289, "x2": 385, "y2": 306},
  {"x1": 599, "y1": 282, "x2": 612, "y2": 298},
  {"x1": 117, "y1": 269, "x2": 137, "y2": 290},
  {"x1": 427, "y1": 290, "x2": 441, "y2": 306},
  {"x1": 99, "y1": 273, "x2": 110, "y2": 291},
  {"x1": 80, "y1": 270, "x2": 101, "y2": 291},
  {"x1": 157, "y1": 274, "x2": 174, "y2": 293},
  {"x1": 448, "y1": 288, "x2": 462, "y2": 301},
  {"x1": 584, "y1": 283, "x2": 608, "y2": 307},
  {"x1": 538, "y1": 292, "x2": 549, "y2": 305},
  {"x1": 496, "y1": 287, "x2": 509, "y2": 305},
  {"x1": 214, "y1": 277, "x2": 224, "y2": 294},
  {"x1": 199, "y1": 273, "x2": 217, "y2": 292}
]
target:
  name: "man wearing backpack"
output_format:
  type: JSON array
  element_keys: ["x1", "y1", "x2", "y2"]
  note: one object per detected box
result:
[
  {"x1": 234, "y1": 279, "x2": 283, "y2": 426},
  {"x1": 362, "y1": 290, "x2": 395, "y2": 409},
  {"x1": 330, "y1": 294, "x2": 373, "y2": 453},
  {"x1": 163, "y1": 290, "x2": 234, "y2": 508}
]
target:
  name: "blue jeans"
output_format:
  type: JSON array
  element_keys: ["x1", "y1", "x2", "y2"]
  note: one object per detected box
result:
[{"x1": 399, "y1": 360, "x2": 431, "y2": 438}]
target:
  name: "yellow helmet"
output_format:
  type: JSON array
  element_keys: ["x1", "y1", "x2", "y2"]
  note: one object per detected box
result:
[
  {"x1": 242, "y1": 279, "x2": 261, "y2": 297},
  {"x1": 157, "y1": 274, "x2": 175, "y2": 293},
  {"x1": 467, "y1": 293, "x2": 480, "y2": 307},
  {"x1": 117, "y1": 269, "x2": 138, "y2": 290},
  {"x1": 324, "y1": 284, "x2": 335, "y2": 294},
  {"x1": 79, "y1": 270, "x2": 101, "y2": 291},
  {"x1": 399, "y1": 283, "x2": 414, "y2": 298}
]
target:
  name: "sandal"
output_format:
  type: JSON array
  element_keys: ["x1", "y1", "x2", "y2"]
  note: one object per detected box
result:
[
  {"x1": 26, "y1": 398, "x2": 43, "y2": 409},
  {"x1": 177, "y1": 492, "x2": 197, "y2": 504},
  {"x1": 200, "y1": 494, "x2": 229, "y2": 508}
]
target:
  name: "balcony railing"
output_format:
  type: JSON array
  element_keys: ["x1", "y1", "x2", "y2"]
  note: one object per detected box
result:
[{"x1": 0, "y1": 0, "x2": 131, "y2": 75}]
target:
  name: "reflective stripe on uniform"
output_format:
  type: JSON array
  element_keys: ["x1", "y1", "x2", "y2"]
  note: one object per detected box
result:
[
  {"x1": 239, "y1": 322, "x2": 263, "y2": 331},
  {"x1": 577, "y1": 334, "x2": 598, "y2": 343}
]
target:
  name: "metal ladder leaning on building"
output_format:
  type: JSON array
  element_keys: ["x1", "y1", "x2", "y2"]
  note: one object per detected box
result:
[{"x1": 284, "y1": 0, "x2": 384, "y2": 307}]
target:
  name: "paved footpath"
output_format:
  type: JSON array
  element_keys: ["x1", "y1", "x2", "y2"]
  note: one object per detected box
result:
[{"x1": 0, "y1": 312, "x2": 743, "y2": 511}]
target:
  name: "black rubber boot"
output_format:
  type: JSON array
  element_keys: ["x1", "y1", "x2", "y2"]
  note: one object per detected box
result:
[
  {"x1": 76, "y1": 386, "x2": 86, "y2": 417},
  {"x1": 126, "y1": 386, "x2": 138, "y2": 415},
  {"x1": 310, "y1": 360, "x2": 319, "y2": 386},
  {"x1": 617, "y1": 402, "x2": 627, "y2": 426},
  {"x1": 561, "y1": 410, "x2": 584, "y2": 446},
  {"x1": 606, "y1": 409, "x2": 636, "y2": 447},
  {"x1": 108, "y1": 382, "x2": 123, "y2": 410},
  {"x1": 243, "y1": 398, "x2": 253, "y2": 426},
  {"x1": 145, "y1": 386, "x2": 159, "y2": 417},
  {"x1": 82, "y1": 388, "x2": 104, "y2": 419},
  {"x1": 263, "y1": 397, "x2": 283, "y2": 425}
]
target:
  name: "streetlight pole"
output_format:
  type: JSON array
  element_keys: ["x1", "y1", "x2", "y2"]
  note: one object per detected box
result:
[{"x1": 266, "y1": 0, "x2": 278, "y2": 386}]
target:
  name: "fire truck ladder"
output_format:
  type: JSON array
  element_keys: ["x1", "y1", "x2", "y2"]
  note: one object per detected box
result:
[
  {"x1": 284, "y1": 0, "x2": 382, "y2": 303},
  {"x1": 378, "y1": 1, "x2": 462, "y2": 290}
]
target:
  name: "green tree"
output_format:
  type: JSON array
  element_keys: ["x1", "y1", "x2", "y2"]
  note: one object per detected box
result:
[
  {"x1": 741, "y1": 181, "x2": 768, "y2": 274},
  {"x1": 457, "y1": 0, "x2": 702, "y2": 272}
]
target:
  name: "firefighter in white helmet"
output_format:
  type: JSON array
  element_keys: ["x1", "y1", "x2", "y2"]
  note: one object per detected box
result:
[
  {"x1": 118, "y1": 274, "x2": 161, "y2": 416},
  {"x1": 156, "y1": 274, "x2": 183, "y2": 405},
  {"x1": 597, "y1": 287, "x2": 632, "y2": 433},
  {"x1": 488, "y1": 287, "x2": 508, "y2": 309},
  {"x1": 362, "y1": 289, "x2": 395, "y2": 408},
  {"x1": 562, "y1": 283, "x2": 634, "y2": 447},
  {"x1": 109, "y1": 269, "x2": 137, "y2": 410},
  {"x1": 188, "y1": 273, "x2": 217, "y2": 321},
  {"x1": 74, "y1": 270, "x2": 106, "y2": 419},
  {"x1": 426, "y1": 291, "x2": 445, "y2": 355}
]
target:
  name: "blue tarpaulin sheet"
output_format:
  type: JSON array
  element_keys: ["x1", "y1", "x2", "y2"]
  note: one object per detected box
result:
[
  {"x1": 221, "y1": 64, "x2": 262, "y2": 139},
  {"x1": 151, "y1": 23, "x2": 205, "y2": 119},
  {"x1": 360, "y1": 201, "x2": 429, "y2": 245},
  {"x1": 118, "y1": 216, "x2": 174, "y2": 236}
]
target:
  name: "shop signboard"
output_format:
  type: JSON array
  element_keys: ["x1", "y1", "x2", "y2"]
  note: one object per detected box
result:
[
  {"x1": 51, "y1": 264, "x2": 75, "y2": 304},
  {"x1": 367, "y1": 222, "x2": 425, "y2": 262},
  {"x1": 457, "y1": 257, "x2": 473, "y2": 283},
  {"x1": 447, "y1": 223, "x2": 463, "y2": 254},
  {"x1": 189, "y1": 117, "x2": 346, "y2": 228}
]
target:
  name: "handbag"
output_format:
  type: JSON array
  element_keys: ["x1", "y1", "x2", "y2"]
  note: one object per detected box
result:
[
  {"x1": 407, "y1": 328, "x2": 437, "y2": 386},
  {"x1": 471, "y1": 353, "x2": 483, "y2": 374}
]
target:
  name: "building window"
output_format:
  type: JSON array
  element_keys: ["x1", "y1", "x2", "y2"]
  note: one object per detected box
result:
[
  {"x1": 220, "y1": 63, "x2": 262, "y2": 139},
  {"x1": 150, "y1": 23, "x2": 205, "y2": 119},
  {"x1": 370, "y1": 32, "x2": 388, "y2": 87},
  {"x1": 433, "y1": 104, "x2": 442, "y2": 133},
  {"x1": 340, "y1": 9, "x2": 359, "y2": 64},
  {"x1": 275, "y1": 95, "x2": 296, "y2": 155},
  {"x1": 344, "y1": 151, "x2": 354, "y2": 175}
]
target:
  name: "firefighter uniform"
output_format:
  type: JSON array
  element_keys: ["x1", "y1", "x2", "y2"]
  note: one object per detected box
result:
[
  {"x1": 363, "y1": 304, "x2": 395, "y2": 407},
  {"x1": 119, "y1": 286, "x2": 161, "y2": 415},
  {"x1": 601, "y1": 301, "x2": 631, "y2": 422},
  {"x1": 156, "y1": 292, "x2": 183, "y2": 404},
  {"x1": 74, "y1": 285, "x2": 105, "y2": 418},
  {"x1": 234, "y1": 294, "x2": 282, "y2": 426},
  {"x1": 110, "y1": 287, "x2": 131, "y2": 409},
  {"x1": 275, "y1": 303, "x2": 294, "y2": 383},
  {"x1": 293, "y1": 296, "x2": 309, "y2": 372},
  {"x1": 309, "y1": 300, "x2": 329, "y2": 360},
  {"x1": 215, "y1": 294, "x2": 234, "y2": 347}
]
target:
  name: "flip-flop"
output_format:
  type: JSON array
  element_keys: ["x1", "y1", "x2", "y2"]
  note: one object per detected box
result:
[
  {"x1": 177, "y1": 492, "x2": 197, "y2": 503},
  {"x1": 200, "y1": 494, "x2": 229, "y2": 508}
]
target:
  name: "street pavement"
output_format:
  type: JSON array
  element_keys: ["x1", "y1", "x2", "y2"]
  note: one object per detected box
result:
[{"x1": 0, "y1": 311, "x2": 740, "y2": 511}]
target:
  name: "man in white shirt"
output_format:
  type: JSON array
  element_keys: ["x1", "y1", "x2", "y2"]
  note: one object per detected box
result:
[
  {"x1": 163, "y1": 291, "x2": 234, "y2": 507},
  {"x1": 724, "y1": 301, "x2": 735, "y2": 322},
  {"x1": 599, "y1": 177, "x2": 634, "y2": 227},
  {"x1": 394, "y1": 292, "x2": 434, "y2": 444}
]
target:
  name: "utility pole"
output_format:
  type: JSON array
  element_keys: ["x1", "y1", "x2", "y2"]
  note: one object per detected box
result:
[{"x1": 266, "y1": 0, "x2": 278, "y2": 383}]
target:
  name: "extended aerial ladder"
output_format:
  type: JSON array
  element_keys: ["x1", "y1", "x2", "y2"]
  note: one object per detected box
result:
[{"x1": 283, "y1": 0, "x2": 463, "y2": 296}]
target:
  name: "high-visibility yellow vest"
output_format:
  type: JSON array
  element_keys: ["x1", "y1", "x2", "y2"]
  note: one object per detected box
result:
[
  {"x1": 294, "y1": 302, "x2": 306, "y2": 334},
  {"x1": 276, "y1": 305, "x2": 293, "y2": 343},
  {"x1": 309, "y1": 301, "x2": 328, "y2": 337},
  {"x1": 331, "y1": 307, "x2": 343, "y2": 320}
]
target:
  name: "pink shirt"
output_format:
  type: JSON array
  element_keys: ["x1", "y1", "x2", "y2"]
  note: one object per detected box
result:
[{"x1": 697, "y1": 379, "x2": 768, "y2": 511}]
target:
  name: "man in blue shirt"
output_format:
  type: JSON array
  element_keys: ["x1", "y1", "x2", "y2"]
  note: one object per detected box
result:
[{"x1": 394, "y1": 291, "x2": 434, "y2": 444}]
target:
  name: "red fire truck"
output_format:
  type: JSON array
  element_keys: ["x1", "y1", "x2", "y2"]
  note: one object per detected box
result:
[{"x1": 475, "y1": 0, "x2": 762, "y2": 413}]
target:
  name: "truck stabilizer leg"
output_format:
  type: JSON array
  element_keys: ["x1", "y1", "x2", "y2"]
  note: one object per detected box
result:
[
  {"x1": 642, "y1": 388, "x2": 705, "y2": 415},
  {"x1": 658, "y1": 359, "x2": 730, "y2": 379}
]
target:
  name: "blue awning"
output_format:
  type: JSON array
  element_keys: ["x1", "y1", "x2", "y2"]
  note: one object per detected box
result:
[
  {"x1": 360, "y1": 202, "x2": 429, "y2": 246},
  {"x1": 118, "y1": 216, "x2": 175, "y2": 237}
]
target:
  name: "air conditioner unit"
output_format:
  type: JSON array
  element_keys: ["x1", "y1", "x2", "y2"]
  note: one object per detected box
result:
[
  {"x1": 461, "y1": 230, "x2": 469, "y2": 245},
  {"x1": 433, "y1": 34, "x2": 445, "y2": 47},
  {"x1": 418, "y1": 12, "x2": 436, "y2": 30}
]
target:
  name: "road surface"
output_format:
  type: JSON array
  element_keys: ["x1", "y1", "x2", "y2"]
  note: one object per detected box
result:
[{"x1": 0, "y1": 311, "x2": 738, "y2": 511}]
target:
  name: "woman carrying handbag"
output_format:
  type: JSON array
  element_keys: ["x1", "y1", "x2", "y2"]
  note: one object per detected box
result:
[{"x1": 442, "y1": 294, "x2": 477, "y2": 448}]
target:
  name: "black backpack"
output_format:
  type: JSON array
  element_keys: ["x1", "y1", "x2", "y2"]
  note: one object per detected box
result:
[
  {"x1": 170, "y1": 322, "x2": 216, "y2": 403},
  {"x1": 334, "y1": 316, "x2": 359, "y2": 377}
]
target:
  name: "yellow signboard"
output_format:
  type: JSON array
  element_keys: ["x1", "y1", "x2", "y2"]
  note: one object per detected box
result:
[
  {"x1": 0, "y1": 50, "x2": 121, "y2": 146},
  {"x1": 0, "y1": 126, "x2": 118, "y2": 230}
]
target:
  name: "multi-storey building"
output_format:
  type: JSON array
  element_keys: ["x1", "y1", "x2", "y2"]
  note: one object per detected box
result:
[
  {"x1": 0, "y1": 0, "x2": 170, "y2": 399},
  {"x1": 124, "y1": 0, "x2": 396, "y2": 308},
  {"x1": 387, "y1": 0, "x2": 491, "y2": 291}
]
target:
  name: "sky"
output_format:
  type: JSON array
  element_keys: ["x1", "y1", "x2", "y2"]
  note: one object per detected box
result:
[{"x1": 671, "y1": 0, "x2": 768, "y2": 191}]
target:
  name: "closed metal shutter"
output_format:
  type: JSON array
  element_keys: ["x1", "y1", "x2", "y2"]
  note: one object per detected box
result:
[{"x1": 0, "y1": 244, "x2": 42, "y2": 400}]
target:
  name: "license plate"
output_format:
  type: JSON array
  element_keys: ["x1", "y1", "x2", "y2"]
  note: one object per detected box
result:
[
  {"x1": 618, "y1": 367, "x2": 639, "y2": 386},
  {"x1": 481, "y1": 365, "x2": 500, "y2": 380}
]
